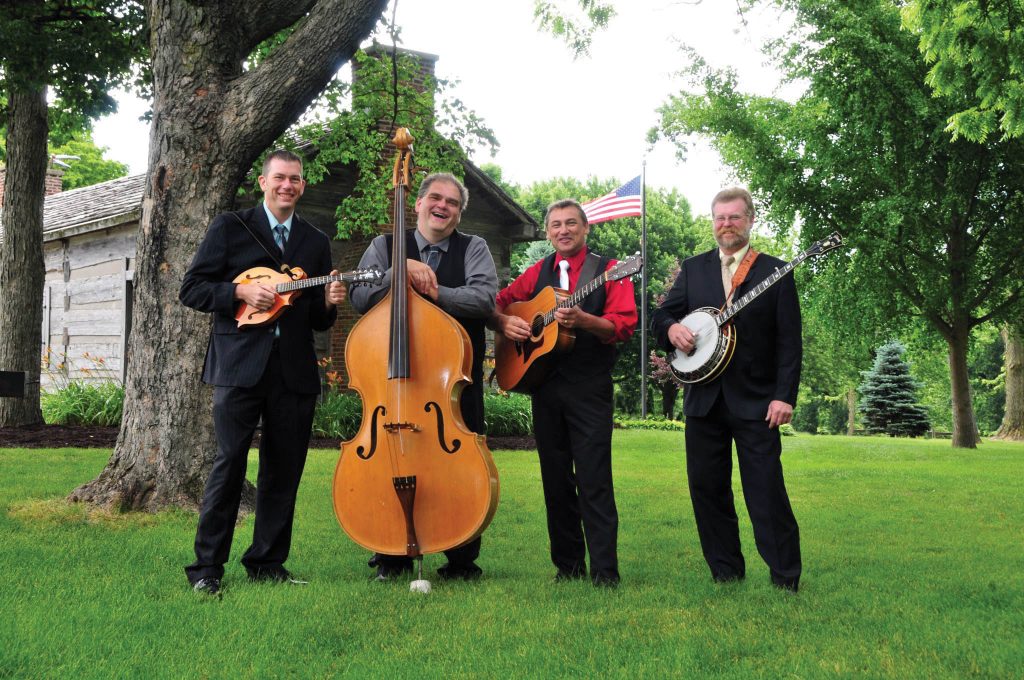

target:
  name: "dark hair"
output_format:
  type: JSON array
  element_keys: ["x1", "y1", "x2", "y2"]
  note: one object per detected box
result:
[
  {"x1": 711, "y1": 187, "x2": 754, "y2": 216},
  {"x1": 417, "y1": 172, "x2": 469, "y2": 211},
  {"x1": 262, "y1": 149, "x2": 304, "y2": 176},
  {"x1": 544, "y1": 198, "x2": 588, "y2": 228}
]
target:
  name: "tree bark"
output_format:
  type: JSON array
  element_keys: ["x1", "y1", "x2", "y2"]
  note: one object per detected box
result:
[
  {"x1": 846, "y1": 388, "x2": 856, "y2": 436},
  {"x1": 993, "y1": 323, "x2": 1024, "y2": 440},
  {"x1": 0, "y1": 84, "x2": 48, "y2": 427},
  {"x1": 947, "y1": 324, "x2": 980, "y2": 448},
  {"x1": 71, "y1": 0, "x2": 387, "y2": 511}
]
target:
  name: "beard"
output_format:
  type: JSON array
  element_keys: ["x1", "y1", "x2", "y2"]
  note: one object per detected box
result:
[{"x1": 715, "y1": 226, "x2": 751, "y2": 250}]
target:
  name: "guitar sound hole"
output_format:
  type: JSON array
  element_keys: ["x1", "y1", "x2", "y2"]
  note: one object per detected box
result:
[{"x1": 531, "y1": 318, "x2": 544, "y2": 337}]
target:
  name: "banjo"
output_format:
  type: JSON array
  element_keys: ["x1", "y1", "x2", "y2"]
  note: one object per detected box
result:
[{"x1": 670, "y1": 232, "x2": 842, "y2": 384}]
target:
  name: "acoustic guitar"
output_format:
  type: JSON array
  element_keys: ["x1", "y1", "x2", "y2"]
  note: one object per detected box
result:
[
  {"x1": 233, "y1": 265, "x2": 383, "y2": 328},
  {"x1": 670, "y1": 232, "x2": 842, "y2": 384},
  {"x1": 495, "y1": 253, "x2": 642, "y2": 393}
]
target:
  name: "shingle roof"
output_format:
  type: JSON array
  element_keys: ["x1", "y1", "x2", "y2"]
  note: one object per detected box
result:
[{"x1": 43, "y1": 173, "x2": 145, "y2": 236}]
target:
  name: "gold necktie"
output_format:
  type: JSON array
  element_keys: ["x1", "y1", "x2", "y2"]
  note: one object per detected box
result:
[{"x1": 721, "y1": 255, "x2": 735, "y2": 302}]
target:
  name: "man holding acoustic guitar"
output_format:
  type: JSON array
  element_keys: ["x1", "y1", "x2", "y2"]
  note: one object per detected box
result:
[
  {"x1": 179, "y1": 149, "x2": 347, "y2": 596},
  {"x1": 652, "y1": 187, "x2": 802, "y2": 592},
  {"x1": 491, "y1": 199, "x2": 637, "y2": 587}
]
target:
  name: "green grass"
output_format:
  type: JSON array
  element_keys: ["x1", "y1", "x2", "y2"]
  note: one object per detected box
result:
[{"x1": 2, "y1": 433, "x2": 1022, "y2": 678}]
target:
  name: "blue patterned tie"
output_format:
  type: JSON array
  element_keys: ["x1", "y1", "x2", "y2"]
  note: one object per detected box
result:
[
  {"x1": 424, "y1": 245, "x2": 442, "y2": 271},
  {"x1": 274, "y1": 224, "x2": 287, "y2": 253}
]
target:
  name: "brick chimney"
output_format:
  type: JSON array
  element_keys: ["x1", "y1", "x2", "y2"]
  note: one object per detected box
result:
[{"x1": 0, "y1": 166, "x2": 63, "y2": 207}]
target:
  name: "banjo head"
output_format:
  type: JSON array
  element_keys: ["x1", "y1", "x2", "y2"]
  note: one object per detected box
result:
[{"x1": 670, "y1": 307, "x2": 734, "y2": 384}]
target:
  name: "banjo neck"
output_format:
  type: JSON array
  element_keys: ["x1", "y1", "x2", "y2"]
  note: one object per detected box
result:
[{"x1": 716, "y1": 248, "x2": 812, "y2": 327}]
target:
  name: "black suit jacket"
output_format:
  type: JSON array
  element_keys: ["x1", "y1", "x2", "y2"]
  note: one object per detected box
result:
[
  {"x1": 179, "y1": 205, "x2": 337, "y2": 394},
  {"x1": 652, "y1": 248, "x2": 801, "y2": 420}
]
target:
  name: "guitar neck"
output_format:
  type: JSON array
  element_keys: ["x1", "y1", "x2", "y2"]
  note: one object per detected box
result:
[
  {"x1": 276, "y1": 272, "x2": 349, "y2": 293},
  {"x1": 717, "y1": 250, "x2": 809, "y2": 326},
  {"x1": 542, "y1": 270, "x2": 610, "y2": 325}
]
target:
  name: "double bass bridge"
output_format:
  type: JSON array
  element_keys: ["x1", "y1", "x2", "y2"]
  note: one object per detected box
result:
[{"x1": 383, "y1": 421, "x2": 422, "y2": 433}]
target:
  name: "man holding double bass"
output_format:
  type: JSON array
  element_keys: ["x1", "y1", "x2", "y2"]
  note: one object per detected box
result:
[
  {"x1": 491, "y1": 199, "x2": 637, "y2": 587},
  {"x1": 651, "y1": 187, "x2": 802, "y2": 592},
  {"x1": 349, "y1": 172, "x2": 498, "y2": 581}
]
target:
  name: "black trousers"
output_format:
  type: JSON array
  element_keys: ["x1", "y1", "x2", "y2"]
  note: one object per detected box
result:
[
  {"x1": 532, "y1": 372, "x2": 618, "y2": 581},
  {"x1": 684, "y1": 394, "x2": 801, "y2": 587},
  {"x1": 185, "y1": 347, "x2": 317, "y2": 584}
]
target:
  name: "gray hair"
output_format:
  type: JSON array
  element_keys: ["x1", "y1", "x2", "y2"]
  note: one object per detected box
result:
[{"x1": 544, "y1": 198, "x2": 588, "y2": 228}]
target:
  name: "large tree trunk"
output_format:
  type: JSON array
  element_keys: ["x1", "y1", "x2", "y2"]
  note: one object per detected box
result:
[
  {"x1": 947, "y1": 323, "x2": 980, "y2": 448},
  {"x1": 71, "y1": 0, "x2": 387, "y2": 511},
  {"x1": 0, "y1": 84, "x2": 48, "y2": 427},
  {"x1": 994, "y1": 323, "x2": 1024, "y2": 440}
]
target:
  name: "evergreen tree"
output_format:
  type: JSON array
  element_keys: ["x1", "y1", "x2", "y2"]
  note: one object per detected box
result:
[{"x1": 859, "y1": 341, "x2": 931, "y2": 437}]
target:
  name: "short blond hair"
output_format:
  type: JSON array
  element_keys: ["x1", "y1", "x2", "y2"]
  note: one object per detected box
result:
[{"x1": 711, "y1": 187, "x2": 754, "y2": 216}]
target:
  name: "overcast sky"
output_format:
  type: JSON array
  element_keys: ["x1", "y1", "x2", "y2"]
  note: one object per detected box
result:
[{"x1": 92, "y1": 1, "x2": 793, "y2": 216}]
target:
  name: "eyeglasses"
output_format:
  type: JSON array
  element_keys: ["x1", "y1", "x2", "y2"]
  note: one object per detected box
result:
[{"x1": 713, "y1": 214, "x2": 749, "y2": 225}]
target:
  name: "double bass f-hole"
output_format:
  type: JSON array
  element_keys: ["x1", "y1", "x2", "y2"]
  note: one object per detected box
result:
[
  {"x1": 424, "y1": 402, "x2": 461, "y2": 454},
  {"x1": 356, "y1": 405, "x2": 386, "y2": 460}
]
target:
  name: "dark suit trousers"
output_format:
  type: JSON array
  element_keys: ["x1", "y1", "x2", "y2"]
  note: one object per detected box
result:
[
  {"x1": 684, "y1": 394, "x2": 801, "y2": 587},
  {"x1": 532, "y1": 372, "x2": 619, "y2": 580},
  {"x1": 185, "y1": 346, "x2": 317, "y2": 583}
]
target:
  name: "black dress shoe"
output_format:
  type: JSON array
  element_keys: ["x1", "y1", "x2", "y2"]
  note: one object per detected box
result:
[
  {"x1": 554, "y1": 568, "x2": 587, "y2": 582},
  {"x1": 772, "y1": 579, "x2": 799, "y2": 593},
  {"x1": 193, "y1": 577, "x2": 221, "y2": 596},
  {"x1": 436, "y1": 562, "x2": 482, "y2": 581},
  {"x1": 592, "y1": 573, "x2": 620, "y2": 588},
  {"x1": 249, "y1": 568, "x2": 307, "y2": 585},
  {"x1": 374, "y1": 562, "x2": 414, "y2": 582},
  {"x1": 712, "y1": 572, "x2": 744, "y2": 584}
]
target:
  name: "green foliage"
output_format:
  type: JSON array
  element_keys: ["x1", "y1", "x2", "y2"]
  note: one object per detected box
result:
[
  {"x1": 258, "y1": 48, "x2": 498, "y2": 238},
  {"x1": 533, "y1": 0, "x2": 616, "y2": 57},
  {"x1": 0, "y1": 1, "x2": 146, "y2": 118},
  {"x1": 49, "y1": 132, "x2": 128, "y2": 190},
  {"x1": 3, "y1": 434, "x2": 1023, "y2": 676},
  {"x1": 614, "y1": 417, "x2": 685, "y2": 431},
  {"x1": 311, "y1": 391, "x2": 363, "y2": 440},
  {"x1": 903, "y1": 0, "x2": 1024, "y2": 141},
  {"x1": 650, "y1": 0, "x2": 1024, "y2": 441},
  {"x1": 859, "y1": 340, "x2": 931, "y2": 437},
  {"x1": 483, "y1": 391, "x2": 533, "y2": 437},
  {"x1": 41, "y1": 381, "x2": 124, "y2": 427}
]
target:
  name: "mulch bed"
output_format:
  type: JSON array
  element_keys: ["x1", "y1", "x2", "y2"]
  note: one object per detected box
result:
[{"x1": 1, "y1": 424, "x2": 536, "y2": 451}]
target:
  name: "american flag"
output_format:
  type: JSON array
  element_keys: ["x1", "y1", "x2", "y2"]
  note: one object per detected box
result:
[{"x1": 581, "y1": 176, "x2": 643, "y2": 225}]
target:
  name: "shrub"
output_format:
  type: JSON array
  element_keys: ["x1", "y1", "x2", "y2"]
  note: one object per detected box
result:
[
  {"x1": 614, "y1": 417, "x2": 686, "y2": 432},
  {"x1": 41, "y1": 381, "x2": 124, "y2": 426},
  {"x1": 312, "y1": 391, "x2": 363, "y2": 439},
  {"x1": 484, "y1": 391, "x2": 533, "y2": 436}
]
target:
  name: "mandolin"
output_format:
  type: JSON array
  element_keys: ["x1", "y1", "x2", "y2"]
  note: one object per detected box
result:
[
  {"x1": 233, "y1": 266, "x2": 383, "y2": 328},
  {"x1": 494, "y1": 252, "x2": 642, "y2": 393}
]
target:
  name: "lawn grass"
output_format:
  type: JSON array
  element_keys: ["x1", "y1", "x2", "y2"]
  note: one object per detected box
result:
[{"x1": 1, "y1": 432, "x2": 1022, "y2": 678}]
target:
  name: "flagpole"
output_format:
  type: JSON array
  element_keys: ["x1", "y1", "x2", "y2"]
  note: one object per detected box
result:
[{"x1": 640, "y1": 160, "x2": 648, "y2": 419}]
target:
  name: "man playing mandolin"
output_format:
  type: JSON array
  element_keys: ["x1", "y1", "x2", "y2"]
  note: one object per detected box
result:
[
  {"x1": 179, "y1": 149, "x2": 347, "y2": 596},
  {"x1": 349, "y1": 172, "x2": 498, "y2": 582},
  {"x1": 651, "y1": 187, "x2": 802, "y2": 592},
  {"x1": 490, "y1": 199, "x2": 637, "y2": 587}
]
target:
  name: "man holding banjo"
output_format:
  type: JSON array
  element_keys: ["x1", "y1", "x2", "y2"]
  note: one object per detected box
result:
[{"x1": 652, "y1": 187, "x2": 803, "y2": 592}]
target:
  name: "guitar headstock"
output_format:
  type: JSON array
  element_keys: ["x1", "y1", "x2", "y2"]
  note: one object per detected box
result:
[
  {"x1": 348, "y1": 265, "x2": 385, "y2": 286},
  {"x1": 807, "y1": 231, "x2": 842, "y2": 257},
  {"x1": 608, "y1": 252, "x2": 643, "y2": 281}
]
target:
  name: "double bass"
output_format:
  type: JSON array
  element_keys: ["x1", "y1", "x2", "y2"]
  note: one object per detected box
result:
[{"x1": 332, "y1": 129, "x2": 499, "y2": 563}]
